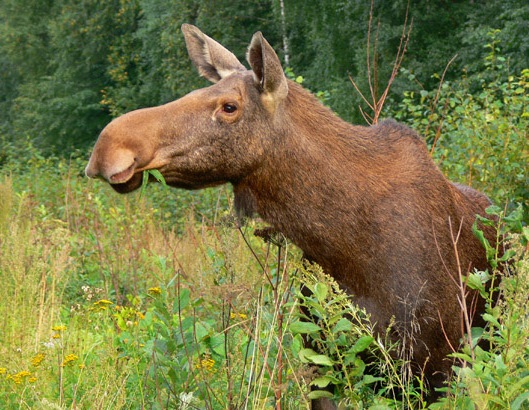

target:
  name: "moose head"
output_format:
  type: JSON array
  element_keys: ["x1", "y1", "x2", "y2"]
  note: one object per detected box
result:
[{"x1": 86, "y1": 24, "x2": 288, "y2": 194}]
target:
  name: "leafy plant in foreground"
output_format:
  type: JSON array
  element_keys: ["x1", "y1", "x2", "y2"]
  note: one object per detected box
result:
[{"x1": 432, "y1": 206, "x2": 529, "y2": 409}]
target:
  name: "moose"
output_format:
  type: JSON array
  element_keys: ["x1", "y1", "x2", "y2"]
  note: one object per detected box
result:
[{"x1": 86, "y1": 25, "x2": 496, "y2": 407}]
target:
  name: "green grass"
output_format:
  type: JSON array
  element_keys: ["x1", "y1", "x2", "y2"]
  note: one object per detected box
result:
[{"x1": 0, "y1": 156, "x2": 312, "y2": 409}]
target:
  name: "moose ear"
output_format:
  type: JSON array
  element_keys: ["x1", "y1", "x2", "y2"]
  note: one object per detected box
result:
[
  {"x1": 247, "y1": 32, "x2": 288, "y2": 105},
  {"x1": 182, "y1": 24, "x2": 246, "y2": 83}
]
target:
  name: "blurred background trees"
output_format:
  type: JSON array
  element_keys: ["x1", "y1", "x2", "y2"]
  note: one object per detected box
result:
[{"x1": 1, "y1": 0, "x2": 527, "y2": 151}]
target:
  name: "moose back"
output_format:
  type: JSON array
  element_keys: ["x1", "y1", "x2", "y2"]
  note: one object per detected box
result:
[{"x1": 86, "y1": 25, "x2": 495, "y2": 400}]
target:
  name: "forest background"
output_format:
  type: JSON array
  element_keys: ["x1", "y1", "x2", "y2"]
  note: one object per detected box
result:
[
  {"x1": 1, "y1": 0, "x2": 529, "y2": 409},
  {"x1": 1, "y1": 0, "x2": 528, "y2": 151}
]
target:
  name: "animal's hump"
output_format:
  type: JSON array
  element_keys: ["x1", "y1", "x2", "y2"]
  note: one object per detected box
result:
[{"x1": 376, "y1": 119, "x2": 424, "y2": 143}]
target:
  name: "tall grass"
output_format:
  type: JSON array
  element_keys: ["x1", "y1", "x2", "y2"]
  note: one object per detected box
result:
[
  {"x1": 0, "y1": 156, "x2": 310, "y2": 409},
  {"x1": 0, "y1": 176, "x2": 70, "y2": 353}
]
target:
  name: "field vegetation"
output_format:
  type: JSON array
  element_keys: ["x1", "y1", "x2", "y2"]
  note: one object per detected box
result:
[{"x1": 1, "y1": 1, "x2": 529, "y2": 408}]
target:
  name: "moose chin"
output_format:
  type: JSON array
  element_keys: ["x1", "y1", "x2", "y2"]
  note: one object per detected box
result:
[{"x1": 86, "y1": 24, "x2": 496, "y2": 408}]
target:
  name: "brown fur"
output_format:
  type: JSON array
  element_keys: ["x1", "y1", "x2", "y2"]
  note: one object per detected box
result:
[{"x1": 86, "y1": 25, "x2": 496, "y2": 404}]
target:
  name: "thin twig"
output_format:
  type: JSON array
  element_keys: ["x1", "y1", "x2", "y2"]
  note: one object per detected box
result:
[
  {"x1": 349, "y1": 0, "x2": 413, "y2": 125},
  {"x1": 429, "y1": 54, "x2": 458, "y2": 155}
]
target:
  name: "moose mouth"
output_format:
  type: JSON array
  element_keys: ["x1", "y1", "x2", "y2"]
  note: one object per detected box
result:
[
  {"x1": 106, "y1": 158, "x2": 170, "y2": 194},
  {"x1": 109, "y1": 171, "x2": 144, "y2": 194}
]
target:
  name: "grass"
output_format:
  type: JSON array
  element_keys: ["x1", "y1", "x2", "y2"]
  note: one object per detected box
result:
[{"x1": 0, "y1": 154, "x2": 312, "y2": 409}]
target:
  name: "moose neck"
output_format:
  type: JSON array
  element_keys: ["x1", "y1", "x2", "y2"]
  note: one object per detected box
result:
[{"x1": 234, "y1": 81, "x2": 379, "y2": 287}]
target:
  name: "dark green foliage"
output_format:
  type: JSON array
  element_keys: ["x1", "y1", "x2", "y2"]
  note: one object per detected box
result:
[
  {"x1": 432, "y1": 206, "x2": 529, "y2": 409},
  {"x1": 1, "y1": 0, "x2": 528, "y2": 150}
]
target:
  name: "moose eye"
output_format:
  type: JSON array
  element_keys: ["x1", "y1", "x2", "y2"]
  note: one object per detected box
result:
[{"x1": 222, "y1": 103, "x2": 238, "y2": 114}]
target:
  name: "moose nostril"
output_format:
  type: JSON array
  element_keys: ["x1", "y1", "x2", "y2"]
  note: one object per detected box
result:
[
  {"x1": 85, "y1": 163, "x2": 98, "y2": 178},
  {"x1": 85, "y1": 147, "x2": 138, "y2": 183}
]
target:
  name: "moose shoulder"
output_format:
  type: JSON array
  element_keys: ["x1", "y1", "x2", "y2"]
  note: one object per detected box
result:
[{"x1": 86, "y1": 24, "x2": 496, "y2": 402}]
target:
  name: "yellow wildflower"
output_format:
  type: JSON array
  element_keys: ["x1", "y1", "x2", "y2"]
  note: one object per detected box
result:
[
  {"x1": 61, "y1": 354, "x2": 78, "y2": 367},
  {"x1": 9, "y1": 371, "x2": 32, "y2": 384},
  {"x1": 92, "y1": 299, "x2": 114, "y2": 311},
  {"x1": 148, "y1": 287, "x2": 162, "y2": 296},
  {"x1": 28, "y1": 377, "x2": 37, "y2": 383},
  {"x1": 230, "y1": 312, "x2": 248, "y2": 320},
  {"x1": 52, "y1": 325, "x2": 66, "y2": 332},
  {"x1": 52, "y1": 333, "x2": 61, "y2": 339},
  {"x1": 196, "y1": 356, "x2": 216, "y2": 373},
  {"x1": 0, "y1": 367, "x2": 6, "y2": 375},
  {"x1": 31, "y1": 353, "x2": 45, "y2": 367}
]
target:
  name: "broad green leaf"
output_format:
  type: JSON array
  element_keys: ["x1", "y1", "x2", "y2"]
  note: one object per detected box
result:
[
  {"x1": 359, "y1": 374, "x2": 385, "y2": 385},
  {"x1": 351, "y1": 336, "x2": 374, "y2": 353},
  {"x1": 482, "y1": 313, "x2": 501, "y2": 328},
  {"x1": 298, "y1": 348, "x2": 318, "y2": 363},
  {"x1": 194, "y1": 321, "x2": 210, "y2": 341},
  {"x1": 176, "y1": 288, "x2": 190, "y2": 310},
  {"x1": 310, "y1": 376, "x2": 333, "y2": 388},
  {"x1": 307, "y1": 390, "x2": 333, "y2": 399},
  {"x1": 350, "y1": 357, "x2": 366, "y2": 377},
  {"x1": 289, "y1": 320, "x2": 321, "y2": 334},
  {"x1": 332, "y1": 317, "x2": 353, "y2": 333},
  {"x1": 309, "y1": 354, "x2": 334, "y2": 366}
]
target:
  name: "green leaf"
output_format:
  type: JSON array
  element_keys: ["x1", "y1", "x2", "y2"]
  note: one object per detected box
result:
[
  {"x1": 148, "y1": 169, "x2": 167, "y2": 186},
  {"x1": 298, "y1": 348, "x2": 318, "y2": 363},
  {"x1": 298, "y1": 348, "x2": 334, "y2": 366},
  {"x1": 291, "y1": 334, "x2": 303, "y2": 356},
  {"x1": 482, "y1": 313, "x2": 501, "y2": 328},
  {"x1": 494, "y1": 354, "x2": 507, "y2": 378},
  {"x1": 466, "y1": 272, "x2": 483, "y2": 289},
  {"x1": 350, "y1": 357, "x2": 366, "y2": 377},
  {"x1": 307, "y1": 390, "x2": 333, "y2": 399},
  {"x1": 359, "y1": 374, "x2": 385, "y2": 385},
  {"x1": 140, "y1": 169, "x2": 149, "y2": 197},
  {"x1": 140, "y1": 169, "x2": 167, "y2": 197},
  {"x1": 194, "y1": 321, "x2": 210, "y2": 341},
  {"x1": 332, "y1": 317, "x2": 353, "y2": 333},
  {"x1": 313, "y1": 282, "x2": 328, "y2": 302},
  {"x1": 310, "y1": 376, "x2": 333, "y2": 388},
  {"x1": 309, "y1": 354, "x2": 334, "y2": 366},
  {"x1": 512, "y1": 392, "x2": 529, "y2": 410},
  {"x1": 351, "y1": 336, "x2": 374, "y2": 353},
  {"x1": 209, "y1": 333, "x2": 226, "y2": 357},
  {"x1": 470, "y1": 326, "x2": 484, "y2": 347},
  {"x1": 472, "y1": 220, "x2": 495, "y2": 263},
  {"x1": 289, "y1": 320, "x2": 321, "y2": 334},
  {"x1": 175, "y1": 288, "x2": 190, "y2": 310}
]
